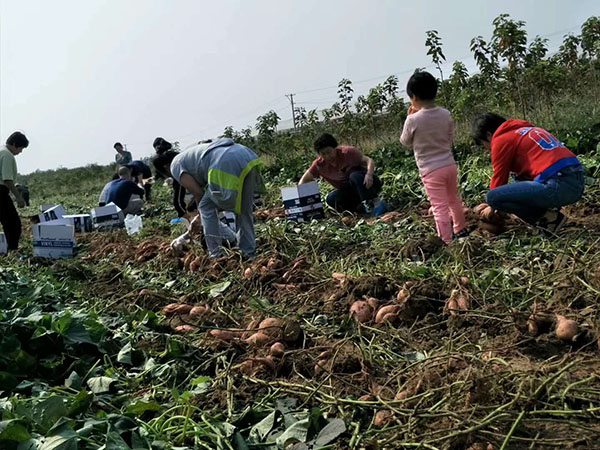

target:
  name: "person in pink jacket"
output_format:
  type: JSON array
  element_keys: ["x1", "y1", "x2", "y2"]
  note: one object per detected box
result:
[{"x1": 400, "y1": 71, "x2": 468, "y2": 243}]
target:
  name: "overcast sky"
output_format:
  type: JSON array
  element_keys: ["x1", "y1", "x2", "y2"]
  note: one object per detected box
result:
[{"x1": 1, "y1": 0, "x2": 598, "y2": 174}]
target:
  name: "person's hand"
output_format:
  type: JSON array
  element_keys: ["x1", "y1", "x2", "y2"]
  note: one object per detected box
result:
[
  {"x1": 364, "y1": 172, "x2": 373, "y2": 189},
  {"x1": 408, "y1": 105, "x2": 419, "y2": 115}
]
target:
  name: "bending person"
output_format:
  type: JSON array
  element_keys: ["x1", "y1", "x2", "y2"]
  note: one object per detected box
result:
[
  {"x1": 126, "y1": 160, "x2": 153, "y2": 201},
  {"x1": 472, "y1": 113, "x2": 585, "y2": 233},
  {"x1": 153, "y1": 138, "x2": 262, "y2": 259},
  {"x1": 299, "y1": 133, "x2": 386, "y2": 216},
  {"x1": 106, "y1": 166, "x2": 145, "y2": 215}
]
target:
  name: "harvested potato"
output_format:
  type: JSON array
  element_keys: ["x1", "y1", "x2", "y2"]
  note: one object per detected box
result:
[
  {"x1": 349, "y1": 300, "x2": 373, "y2": 324},
  {"x1": 163, "y1": 303, "x2": 193, "y2": 316},
  {"x1": 556, "y1": 315, "x2": 578, "y2": 341},
  {"x1": 375, "y1": 305, "x2": 401, "y2": 324}
]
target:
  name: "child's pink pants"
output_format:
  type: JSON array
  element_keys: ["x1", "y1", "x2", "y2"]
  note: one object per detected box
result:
[{"x1": 421, "y1": 164, "x2": 466, "y2": 243}]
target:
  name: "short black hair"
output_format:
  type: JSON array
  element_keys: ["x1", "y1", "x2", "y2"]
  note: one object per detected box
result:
[
  {"x1": 153, "y1": 137, "x2": 173, "y2": 154},
  {"x1": 114, "y1": 142, "x2": 123, "y2": 149},
  {"x1": 6, "y1": 132, "x2": 29, "y2": 148},
  {"x1": 406, "y1": 71, "x2": 438, "y2": 101},
  {"x1": 314, "y1": 133, "x2": 338, "y2": 153},
  {"x1": 152, "y1": 150, "x2": 178, "y2": 176},
  {"x1": 471, "y1": 113, "x2": 507, "y2": 145}
]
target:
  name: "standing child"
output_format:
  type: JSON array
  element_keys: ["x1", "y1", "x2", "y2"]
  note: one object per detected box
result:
[{"x1": 400, "y1": 71, "x2": 467, "y2": 243}]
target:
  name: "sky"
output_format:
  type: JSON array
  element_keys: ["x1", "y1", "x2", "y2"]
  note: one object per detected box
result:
[{"x1": 1, "y1": 0, "x2": 598, "y2": 174}]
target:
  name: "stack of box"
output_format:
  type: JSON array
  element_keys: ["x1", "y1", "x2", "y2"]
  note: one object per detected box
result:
[
  {"x1": 91, "y1": 203, "x2": 125, "y2": 230},
  {"x1": 281, "y1": 181, "x2": 325, "y2": 223}
]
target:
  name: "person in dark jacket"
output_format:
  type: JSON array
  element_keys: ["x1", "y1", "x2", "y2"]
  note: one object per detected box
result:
[
  {"x1": 126, "y1": 160, "x2": 153, "y2": 201},
  {"x1": 106, "y1": 167, "x2": 145, "y2": 214}
]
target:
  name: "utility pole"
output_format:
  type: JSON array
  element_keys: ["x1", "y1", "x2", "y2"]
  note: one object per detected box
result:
[{"x1": 286, "y1": 94, "x2": 296, "y2": 130}]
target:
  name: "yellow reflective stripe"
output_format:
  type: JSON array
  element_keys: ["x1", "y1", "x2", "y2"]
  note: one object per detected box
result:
[
  {"x1": 207, "y1": 168, "x2": 240, "y2": 191},
  {"x1": 235, "y1": 159, "x2": 263, "y2": 214}
]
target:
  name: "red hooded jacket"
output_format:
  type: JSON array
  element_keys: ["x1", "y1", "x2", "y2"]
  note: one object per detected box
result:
[{"x1": 490, "y1": 119, "x2": 580, "y2": 189}]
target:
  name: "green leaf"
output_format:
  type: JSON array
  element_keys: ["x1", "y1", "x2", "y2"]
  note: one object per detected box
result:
[
  {"x1": 67, "y1": 390, "x2": 90, "y2": 417},
  {"x1": 0, "y1": 371, "x2": 19, "y2": 391},
  {"x1": 209, "y1": 280, "x2": 231, "y2": 298},
  {"x1": 249, "y1": 410, "x2": 281, "y2": 442},
  {"x1": 232, "y1": 432, "x2": 250, "y2": 450},
  {"x1": 275, "y1": 418, "x2": 310, "y2": 447},
  {"x1": 190, "y1": 376, "x2": 211, "y2": 394},
  {"x1": 125, "y1": 400, "x2": 161, "y2": 417},
  {"x1": 0, "y1": 419, "x2": 31, "y2": 442},
  {"x1": 313, "y1": 419, "x2": 346, "y2": 446},
  {"x1": 117, "y1": 343, "x2": 133, "y2": 365},
  {"x1": 40, "y1": 422, "x2": 77, "y2": 450},
  {"x1": 103, "y1": 431, "x2": 130, "y2": 450},
  {"x1": 33, "y1": 396, "x2": 67, "y2": 434},
  {"x1": 87, "y1": 376, "x2": 114, "y2": 394},
  {"x1": 64, "y1": 372, "x2": 81, "y2": 390}
]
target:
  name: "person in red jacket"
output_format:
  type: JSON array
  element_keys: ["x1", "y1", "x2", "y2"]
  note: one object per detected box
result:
[{"x1": 472, "y1": 113, "x2": 585, "y2": 233}]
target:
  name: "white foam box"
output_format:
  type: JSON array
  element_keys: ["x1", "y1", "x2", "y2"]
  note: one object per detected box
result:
[
  {"x1": 280, "y1": 181, "x2": 325, "y2": 223},
  {"x1": 0, "y1": 233, "x2": 7, "y2": 254},
  {"x1": 91, "y1": 203, "x2": 124, "y2": 230},
  {"x1": 33, "y1": 223, "x2": 76, "y2": 258},
  {"x1": 47, "y1": 214, "x2": 93, "y2": 233},
  {"x1": 38, "y1": 204, "x2": 66, "y2": 223}
]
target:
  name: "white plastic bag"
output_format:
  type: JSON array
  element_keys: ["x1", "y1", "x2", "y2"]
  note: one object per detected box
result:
[{"x1": 124, "y1": 214, "x2": 143, "y2": 235}]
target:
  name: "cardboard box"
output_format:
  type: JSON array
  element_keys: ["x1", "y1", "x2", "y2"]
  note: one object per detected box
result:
[
  {"x1": 91, "y1": 203, "x2": 124, "y2": 230},
  {"x1": 63, "y1": 214, "x2": 93, "y2": 233},
  {"x1": 0, "y1": 233, "x2": 7, "y2": 254},
  {"x1": 38, "y1": 205, "x2": 66, "y2": 223},
  {"x1": 33, "y1": 223, "x2": 76, "y2": 258},
  {"x1": 218, "y1": 211, "x2": 236, "y2": 231},
  {"x1": 281, "y1": 181, "x2": 325, "y2": 223},
  {"x1": 45, "y1": 214, "x2": 93, "y2": 233}
]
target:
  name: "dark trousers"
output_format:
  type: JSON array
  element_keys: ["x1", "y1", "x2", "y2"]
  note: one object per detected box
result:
[
  {"x1": 144, "y1": 184, "x2": 152, "y2": 201},
  {"x1": 326, "y1": 171, "x2": 383, "y2": 213},
  {"x1": 0, "y1": 185, "x2": 22, "y2": 250}
]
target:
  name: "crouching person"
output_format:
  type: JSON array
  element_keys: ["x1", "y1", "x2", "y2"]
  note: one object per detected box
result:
[
  {"x1": 299, "y1": 133, "x2": 386, "y2": 216},
  {"x1": 472, "y1": 113, "x2": 585, "y2": 233},
  {"x1": 153, "y1": 138, "x2": 262, "y2": 259},
  {"x1": 106, "y1": 166, "x2": 145, "y2": 214}
]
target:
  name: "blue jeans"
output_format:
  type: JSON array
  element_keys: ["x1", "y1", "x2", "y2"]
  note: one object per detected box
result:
[
  {"x1": 326, "y1": 171, "x2": 382, "y2": 213},
  {"x1": 486, "y1": 165, "x2": 585, "y2": 224}
]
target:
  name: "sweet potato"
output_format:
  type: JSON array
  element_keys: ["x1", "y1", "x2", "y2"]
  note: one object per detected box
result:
[
  {"x1": 350, "y1": 300, "x2": 373, "y2": 324},
  {"x1": 242, "y1": 319, "x2": 261, "y2": 339},
  {"x1": 162, "y1": 303, "x2": 193, "y2": 316},
  {"x1": 366, "y1": 297, "x2": 380, "y2": 310},
  {"x1": 209, "y1": 329, "x2": 241, "y2": 341},
  {"x1": 243, "y1": 267, "x2": 253, "y2": 279},
  {"x1": 245, "y1": 332, "x2": 273, "y2": 347},
  {"x1": 375, "y1": 305, "x2": 401, "y2": 324},
  {"x1": 258, "y1": 318, "x2": 284, "y2": 338},
  {"x1": 555, "y1": 315, "x2": 578, "y2": 341},
  {"x1": 174, "y1": 325, "x2": 196, "y2": 334},
  {"x1": 373, "y1": 410, "x2": 393, "y2": 427},
  {"x1": 267, "y1": 258, "x2": 281, "y2": 270},
  {"x1": 270, "y1": 342, "x2": 285, "y2": 358},
  {"x1": 189, "y1": 305, "x2": 210, "y2": 319}
]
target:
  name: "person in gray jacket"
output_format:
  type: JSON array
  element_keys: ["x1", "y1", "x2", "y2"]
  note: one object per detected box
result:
[{"x1": 153, "y1": 138, "x2": 262, "y2": 259}]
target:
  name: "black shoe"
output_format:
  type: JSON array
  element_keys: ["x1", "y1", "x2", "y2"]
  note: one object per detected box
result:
[
  {"x1": 538, "y1": 211, "x2": 567, "y2": 235},
  {"x1": 452, "y1": 228, "x2": 471, "y2": 241}
]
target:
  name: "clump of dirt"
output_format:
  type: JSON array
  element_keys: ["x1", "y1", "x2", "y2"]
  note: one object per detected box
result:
[{"x1": 402, "y1": 235, "x2": 444, "y2": 261}]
